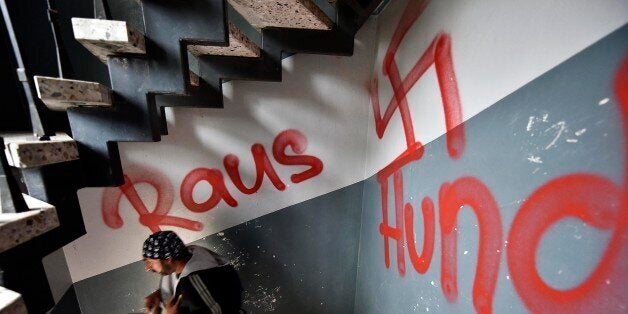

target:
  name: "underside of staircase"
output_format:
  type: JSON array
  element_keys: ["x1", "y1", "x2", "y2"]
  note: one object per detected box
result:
[{"x1": 0, "y1": 0, "x2": 385, "y2": 312}]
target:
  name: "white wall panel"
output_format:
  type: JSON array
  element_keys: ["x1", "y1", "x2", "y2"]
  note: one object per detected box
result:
[
  {"x1": 365, "y1": 0, "x2": 628, "y2": 176},
  {"x1": 63, "y1": 20, "x2": 378, "y2": 282}
]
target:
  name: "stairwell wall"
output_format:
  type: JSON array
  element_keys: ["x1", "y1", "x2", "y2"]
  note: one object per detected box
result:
[
  {"x1": 355, "y1": 0, "x2": 628, "y2": 313},
  {"x1": 42, "y1": 0, "x2": 628, "y2": 313},
  {"x1": 50, "y1": 4, "x2": 380, "y2": 312}
]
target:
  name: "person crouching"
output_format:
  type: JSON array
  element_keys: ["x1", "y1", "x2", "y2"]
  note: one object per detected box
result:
[{"x1": 142, "y1": 231, "x2": 243, "y2": 314}]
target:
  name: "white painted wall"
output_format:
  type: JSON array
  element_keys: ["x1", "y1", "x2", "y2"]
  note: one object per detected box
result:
[
  {"x1": 364, "y1": 0, "x2": 628, "y2": 176},
  {"x1": 61, "y1": 0, "x2": 628, "y2": 283},
  {"x1": 42, "y1": 248, "x2": 73, "y2": 303},
  {"x1": 62, "y1": 20, "x2": 378, "y2": 283}
]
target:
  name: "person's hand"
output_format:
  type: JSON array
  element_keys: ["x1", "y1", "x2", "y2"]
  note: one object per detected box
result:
[
  {"x1": 144, "y1": 290, "x2": 162, "y2": 314},
  {"x1": 164, "y1": 294, "x2": 183, "y2": 314}
]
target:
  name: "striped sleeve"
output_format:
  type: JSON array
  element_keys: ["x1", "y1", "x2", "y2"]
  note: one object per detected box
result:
[{"x1": 189, "y1": 274, "x2": 222, "y2": 314}]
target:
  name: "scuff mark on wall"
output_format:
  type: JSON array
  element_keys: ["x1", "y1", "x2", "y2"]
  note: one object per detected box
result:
[
  {"x1": 243, "y1": 286, "x2": 282, "y2": 312},
  {"x1": 527, "y1": 155, "x2": 543, "y2": 164}
]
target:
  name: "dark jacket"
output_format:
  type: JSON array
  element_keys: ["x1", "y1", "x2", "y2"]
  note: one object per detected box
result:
[{"x1": 160, "y1": 246, "x2": 242, "y2": 314}]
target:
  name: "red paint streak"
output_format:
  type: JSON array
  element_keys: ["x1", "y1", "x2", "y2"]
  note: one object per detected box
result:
[
  {"x1": 383, "y1": 0, "x2": 432, "y2": 76},
  {"x1": 377, "y1": 170, "x2": 406, "y2": 275},
  {"x1": 370, "y1": 0, "x2": 464, "y2": 159},
  {"x1": 101, "y1": 166, "x2": 203, "y2": 232},
  {"x1": 439, "y1": 177, "x2": 502, "y2": 314},
  {"x1": 371, "y1": 33, "x2": 465, "y2": 158},
  {"x1": 376, "y1": 143, "x2": 424, "y2": 181},
  {"x1": 372, "y1": 26, "x2": 628, "y2": 313},
  {"x1": 101, "y1": 129, "x2": 323, "y2": 231},
  {"x1": 387, "y1": 58, "x2": 418, "y2": 147},
  {"x1": 369, "y1": 1, "x2": 456, "y2": 276},
  {"x1": 379, "y1": 175, "x2": 390, "y2": 268},
  {"x1": 615, "y1": 58, "x2": 628, "y2": 187},
  {"x1": 507, "y1": 62, "x2": 628, "y2": 313},
  {"x1": 272, "y1": 129, "x2": 324, "y2": 183},
  {"x1": 507, "y1": 174, "x2": 627, "y2": 313},
  {"x1": 372, "y1": 2, "x2": 628, "y2": 312},
  {"x1": 373, "y1": 0, "x2": 476, "y2": 307},
  {"x1": 224, "y1": 144, "x2": 286, "y2": 194},
  {"x1": 394, "y1": 171, "x2": 406, "y2": 275},
  {"x1": 378, "y1": 174, "x2": 392, "y2": 268},
  {"x1": 371, "y1": 0, "x2": 467, "y2": 288},
  {"x1": 373, "y1": 0, "x2": 470, "y2": 293},
  {"x1": 180, "y1": 167, "x2": 238, "y2": 212},
  {"x1": 404, "y1": 196, "x2": 435, "y2": 274}
]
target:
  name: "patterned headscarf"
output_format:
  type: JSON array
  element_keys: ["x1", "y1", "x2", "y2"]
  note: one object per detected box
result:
[{"x1": 142, "y1": 231, "x2": 187, "y2": 259}]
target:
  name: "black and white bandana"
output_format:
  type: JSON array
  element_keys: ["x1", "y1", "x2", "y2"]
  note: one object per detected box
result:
[{"x1": 142, "y1": 231, "x2": 186, "y2": 259}]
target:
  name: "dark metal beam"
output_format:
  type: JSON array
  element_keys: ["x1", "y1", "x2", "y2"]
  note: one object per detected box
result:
[
  {"x1": 93, "y1": 0, "x2": 111, "y2": 20},
  {"x1": 0, "y1": 0, "x2": 50, "y2": 138},
  {"x1": 0, "y1": 137, "x2": 28, "y2": 213},
  {"x1": 68, "y1": 0, "x2": 228, "y2": 186}
]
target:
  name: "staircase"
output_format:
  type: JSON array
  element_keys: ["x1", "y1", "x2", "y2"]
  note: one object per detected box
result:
[{"x1": 0, "y1": 0, "x2": 384, "y2": 312}]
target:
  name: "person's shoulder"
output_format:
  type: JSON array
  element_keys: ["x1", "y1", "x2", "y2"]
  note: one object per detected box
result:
[
  {"x1": 188, "y1": 245, "x2": 230, "y2": 266},
  {"x1": 177, "y1": 273, "x2": 206, "y2": 293},
  {"x1": 187, "y1": 245, "x2": 221, "y2": 257}
]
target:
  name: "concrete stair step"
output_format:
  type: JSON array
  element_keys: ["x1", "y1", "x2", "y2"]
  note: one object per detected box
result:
[
  {"x1": 72, "y1": 18, "x2": 146, "y2": 63},
  {"x1": 34, "y1": 76, "x2": 112, "y2": 111},
  {"x1": 189, "y1": 71, "x2": 201, "y2": 87},
  {"x1": 0, "y1": 194, "x2": 59, "y2": 254},
  {"x1": 2, "y1": 133, "x2": 79, "y2": 168},
  {"x1": 0, "y1": 286, "x2": 26, "y2": 314},
  {"x1": 228, "y1": 0, "x2": 333, "y2": 30},
  {"x1": 189, "y1": 22, "x2": 260, "y2": 58}
]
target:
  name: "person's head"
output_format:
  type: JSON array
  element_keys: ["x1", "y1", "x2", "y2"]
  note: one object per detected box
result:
[{"x1": 142, "y1": 231, "x2": 191, "y2": 275}]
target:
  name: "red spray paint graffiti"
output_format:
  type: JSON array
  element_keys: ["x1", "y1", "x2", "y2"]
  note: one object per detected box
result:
[
  {"x1": 180, "y1": 167, "x2": 239, "y2": 212},
  {"x1": 102, "y1": 129, "x2": 323, "y2": 232},
  {"x1": 439, "y1": 177, "x2": 502, "y2": 313},
  {"x1": 370, "y1": 0, "x2": 627, "y2": 313},
  {"x1": 101, "y1": 165, "x2": 203, "y2": 233},
  {"x1": 370, "y1": 0, "x2": 500, "y2": 311},
  {"x1": 505, "y1": 58, "x2": 628, "y2": 314},
  {"x1": 272, "y1": 129, "x2": 324, "y2": 184},
  {"x1": 404, "y1": 196, "x2": 434, "y2": 275},
  {"x1": 507, "y1": 174, "x2": 627, "y2": 313},
  {"x1": 224, "y1": 144, "x2": 286, "y2": 195}
]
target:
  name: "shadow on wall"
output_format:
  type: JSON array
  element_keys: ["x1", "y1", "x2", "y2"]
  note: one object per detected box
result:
[{"x1": 73, "y1": 181, "x2": 365, "y2": 314}]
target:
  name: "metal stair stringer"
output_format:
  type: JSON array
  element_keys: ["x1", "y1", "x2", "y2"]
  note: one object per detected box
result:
[
  {"x1": 197, "y1": 0, "x2": 373, "y2": 88},
  {"x1": 67, "y1": 0, "x2": 229, "y2": 186},
  {"x1": 0, "y1": 135, "x2": 84, "y2": 313},
  {"x1": 67, "y1": 0, "x2": 384, "y2": 186},
  {"x1": 0, "y1": 0, "x2": 386, "y2": 311}
]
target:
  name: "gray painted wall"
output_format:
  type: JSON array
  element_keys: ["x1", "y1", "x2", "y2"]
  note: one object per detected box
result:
[
  {"x1": 43, "y1": 0, "x2": 627, "y2": 312},
  {"x1": 355, "y1": 26, "x2": 627, "y2": 313},
  {"x1": 72, "y1": 181, "x2": 365, "y2": 313},
  {"x1": 43, "y1": 248, "x2": 74, "y2": 304}
]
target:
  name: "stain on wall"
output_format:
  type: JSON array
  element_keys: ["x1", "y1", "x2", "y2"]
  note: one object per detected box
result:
[{"x1": 356, "y1": 24, "x2": 627, "y2": 313}]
